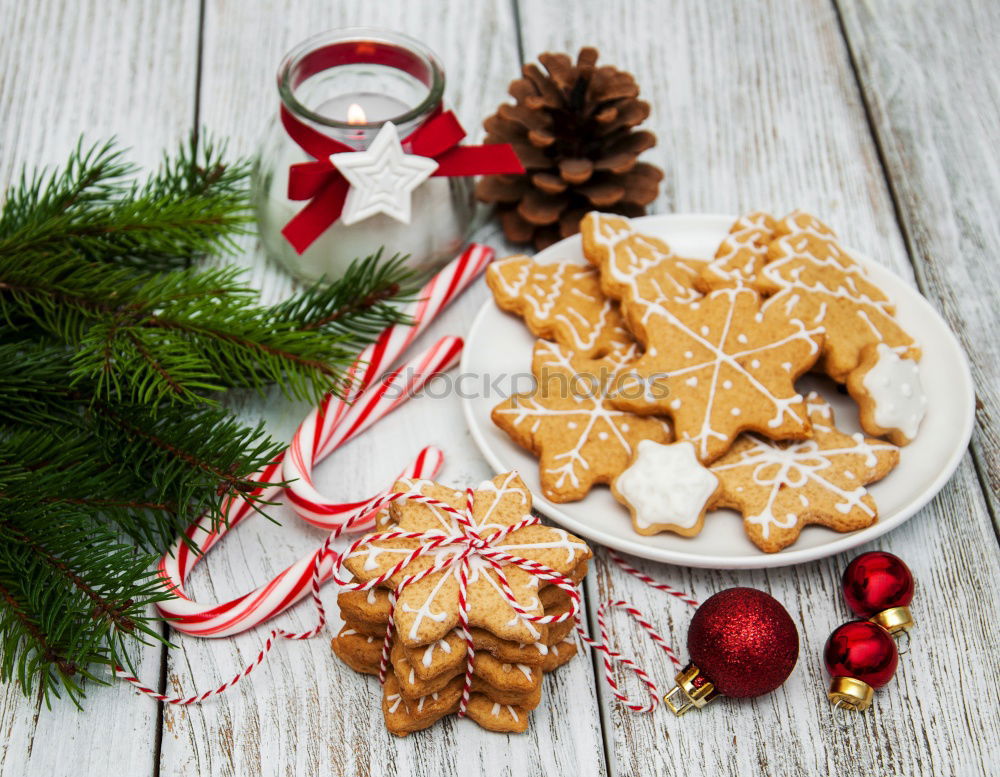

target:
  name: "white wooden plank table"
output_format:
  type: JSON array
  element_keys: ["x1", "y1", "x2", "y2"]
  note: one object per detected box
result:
[{"x1": 1, "y1": 1, "x2": 998, "y2": 775}]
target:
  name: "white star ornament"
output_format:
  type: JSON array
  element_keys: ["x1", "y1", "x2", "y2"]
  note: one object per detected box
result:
[{"x1": 329, "y1": 122, "x2": 439, "y2": 226}]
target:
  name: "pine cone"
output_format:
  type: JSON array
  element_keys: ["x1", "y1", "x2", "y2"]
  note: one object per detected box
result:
[{"x1": 477, "y1": 47, "x2": 663, "y2": 250}]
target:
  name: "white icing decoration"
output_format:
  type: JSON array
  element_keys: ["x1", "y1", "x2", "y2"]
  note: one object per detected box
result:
[
  {"x1": 711, "y1": 395, "x2": 897, "y2": 538},
  {"x1": 489, "y1": 702, "x2": 519, "y2": 721},
  {"x1": 619, "y1": 287, "x2": 821, "y2": 459},
  {"x1": 861, "y1": 344, "x2": 926, "y2": 440},
  {"x1": 615, "y1": 441, "x2": 719, "y2": 530},
  {"x1": 701, "y1": 212, "x2": 774, "y2": 287},
  {"x1": 488, "y1": 256, "x2": 626, "y2": 355}
]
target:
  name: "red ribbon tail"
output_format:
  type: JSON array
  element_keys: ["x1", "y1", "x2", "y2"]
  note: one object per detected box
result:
[
  {"x1": 433, "y1": 144, "x2": 525, "y2": 177},
  {"x1": 281, "y1": 181, "x2": 350, "y2": 255}
]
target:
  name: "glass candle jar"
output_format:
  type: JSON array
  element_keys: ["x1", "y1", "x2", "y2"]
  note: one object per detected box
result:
[{"x1": 253, "y1": 28, "x2": 476, "y2": 283}]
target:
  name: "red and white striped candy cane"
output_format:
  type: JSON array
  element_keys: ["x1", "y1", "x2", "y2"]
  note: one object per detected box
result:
[
  {"x1": 155, "y1": 337, "x2": 461, "y2": 637},
  {"x1": 284, "y1": 336, "x2": 463, "y2": 527},
  {"x1": 283, "y1": 243, "x2": 493, "y2": 524}
]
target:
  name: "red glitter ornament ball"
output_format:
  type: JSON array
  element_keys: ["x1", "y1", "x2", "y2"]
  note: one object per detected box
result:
[
  {"x1": 824, "y1": 621, "x2": 898, "y2": 689},
  {"x1": 687, "y1": 587, "x2": 799, "y2": 698},
  {"x1": 842, "y1": 551, "x2": 914, "y2": 618}
]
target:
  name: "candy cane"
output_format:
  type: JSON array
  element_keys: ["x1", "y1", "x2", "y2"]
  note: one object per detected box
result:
[
  {"x1": 283, "y1": 243, "x2": 493, "y2": 523},
  {"x1": 155, "y1": 338, "x2": 461, "y2": 637},
  {"x1": 154, "y1": 243, "x2": 492, "y2": 636},
  {"x1": 284, "y1": 336, "x2": 462, "y2": 527}
]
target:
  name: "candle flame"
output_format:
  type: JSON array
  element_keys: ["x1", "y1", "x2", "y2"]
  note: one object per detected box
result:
[{"x1": 347, "y1": 103, "x2": 367, "y2": 125}]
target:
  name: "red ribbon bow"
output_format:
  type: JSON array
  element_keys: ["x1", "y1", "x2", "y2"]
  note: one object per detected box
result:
[{"x1": 280, "y1": 106, "x2": 524, "y2": 254}]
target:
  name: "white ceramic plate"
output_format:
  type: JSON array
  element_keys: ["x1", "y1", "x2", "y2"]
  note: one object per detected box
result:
[{"x1": 461, "y1": 214, "x2": 975, "y2": 569}]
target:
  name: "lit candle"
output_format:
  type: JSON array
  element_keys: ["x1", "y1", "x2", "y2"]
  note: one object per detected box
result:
[{"x1": 253, "y1": 30, "x2": 475, "y2": 284}]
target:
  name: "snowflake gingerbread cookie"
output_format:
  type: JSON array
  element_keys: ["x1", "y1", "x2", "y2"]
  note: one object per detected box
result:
[
  {"x1": 486, "y1": 254, "x2": 632, "y2": 358},
  {"x1": 491, "y1": 340, "x2": 672, "y2": 502},
  {"x1": 846, "y1": 343, "x2": 928, "y2": 445},
  {"x1": 758, "y1": 210, "x2": 919, "y2": 382},
  {"x1": 611, "y1": 286, "x2": 824, "y2": 464},
  {"x1": 342, "y1": 472, "x2": 592, "y2": 647},
  {"x1": 612, "y1": 440, "x2": 721, "y2": 536},
  {"x1": 710, "y1": 393, "x2": 900, "y2": 553}
]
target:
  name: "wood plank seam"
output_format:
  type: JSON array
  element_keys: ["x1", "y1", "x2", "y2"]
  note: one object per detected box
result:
[
  {"x1": 830, "y1": 0, "x2": 999, "y2": 544},
  {"x1": 506, "y1": 4, "x2": 617, "y2": 767},
  {"x1": 156, "y1": 2, "x2": 209, "y2": 774}
]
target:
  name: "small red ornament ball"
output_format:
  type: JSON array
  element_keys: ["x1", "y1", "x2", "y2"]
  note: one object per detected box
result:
[
  {"x1": 842, "y1": 551, "x2": 914, "y2": 617},
  {"x1": 687, "y1": 587, "x2": 799, "y2": 698},
  {"x1": 824, "y1": 621, "x2": 898, "y2": 689}
]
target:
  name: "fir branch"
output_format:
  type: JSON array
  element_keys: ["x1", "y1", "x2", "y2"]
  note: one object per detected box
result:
[
  {"x1": 0, "y1": 136, "x2": 421, "y2": 703},
  {"x1": 0, "y1": 136, "x2": 251, "y2": 272},
  {"x1": 0, "y1": 347, "x2": 286, "y2": 550}
]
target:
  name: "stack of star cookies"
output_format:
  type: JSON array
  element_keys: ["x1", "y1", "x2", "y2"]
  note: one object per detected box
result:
[
  {"x1": 489, "y1": 211, "x2": 927, "y2": 552},
  {"x1": 331, "y1": 472, "x2": 592, "y2": 736}
]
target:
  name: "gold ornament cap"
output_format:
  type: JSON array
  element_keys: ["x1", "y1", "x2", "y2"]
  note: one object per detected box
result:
[
  {"x1": 663, "y1": 664, "x2": 719, "y2": 716},
  {"x1": 869, "y1": 605, "x2": 913, "y2": 635},
  {"x1": 827, "y1": 676, "x2": 874, "y2": 711}
]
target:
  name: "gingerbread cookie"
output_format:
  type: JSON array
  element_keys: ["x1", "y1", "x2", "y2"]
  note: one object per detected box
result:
[
  {"x1": 382, "y1": 674, "x2": 531, "y2": 736},
  {"x1": 612, "y1": 440, "x2": 720, "y2": 536},
  {"x1": 697, "y1": 211, "x2": 777, "y2": 291},
  {"x1": 342, "y1": 473, "x2": 592, "y2": 647},
  {"x1": 580, "y1": 212, "x2": 702, "y2": 342},
  {"x1": 612, "y1": 286, "x2": 824, "y2": 463},
  {"x1": 846, "y1": 343, "x2": 927, "y2": 445},
  {"x1": 759, "y1": 210, "x2": 919, "y2": 381},
  {"x1": 710, "y1": 393, "x2": 899, "y2": 552},
  {"x1": 487, "y1": 254, "x2": 632, "y2": 358},
  {"x1": 391, "y1": 641, "x2": 542, "y2": 703},
  {"x1": 492, "y1": 339, "x2": 671, "y2": 502},
  {"x1": 400, "y1": 586, "x2": 577, "y2": 681}
]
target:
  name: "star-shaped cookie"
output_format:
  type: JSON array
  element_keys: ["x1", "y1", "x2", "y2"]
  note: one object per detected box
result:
[
  {"x1": 486, "y1": 254, "x2": 632, "y2": 358},
  {"x1": 612, "y1": 286, "x2": 824, "y2": 463},
  {"x1": 710, "y1": 393, "x2": 899, "y2": 552},
  {"x1": 612, "y1": 440, "x2": 720, "y2": 536},
  {"x1": 492, "y1": 340, "x2": 671, "y2": 502},
  {"x1": 330, "y1": 122, "x2": 438, "y2": 225},
  {"x1": 758, "y1": 210, "x2": 919, "y2": 381},
  {"x1": 342, "y1": 473, "x2": 592, "y2": 647}
]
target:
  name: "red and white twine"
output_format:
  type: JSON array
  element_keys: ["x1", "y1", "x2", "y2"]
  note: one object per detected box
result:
[{"x1": 118, "y1": 241, "x2": 702, "y2": 715}]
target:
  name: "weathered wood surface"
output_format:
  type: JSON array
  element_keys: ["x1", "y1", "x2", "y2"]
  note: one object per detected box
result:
[
  {"x1": 519, "y1": 1, "x2": 1000, "y2": 775},
  {"x1": 835, "y1": 0, "x2": 1000, "y2": 524},
  {"x1": 0, "y1": 0, "x2": 998, "y2": 775},
  {"x1": 158, "y1": 3, "x2": 606, "y2": 776},
  {"x1": 0, "y1": 1, "x2": 201, "y2": 776}
]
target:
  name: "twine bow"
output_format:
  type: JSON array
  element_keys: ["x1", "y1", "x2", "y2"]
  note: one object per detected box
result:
[
  {"x1": 331, "y1": 488, "x2": 580, "y2": 717},
  {"x1": 280, "y1": 106, "x2": 524, "y2": 254}
]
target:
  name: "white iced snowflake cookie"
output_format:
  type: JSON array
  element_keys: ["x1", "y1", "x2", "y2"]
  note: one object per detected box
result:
[
  {"x1": 612, "y1": 440, "x2": 720, "y2": 537},
  {"x1": 847, "y1": 343, "x2": 928, "y2": 446}
]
